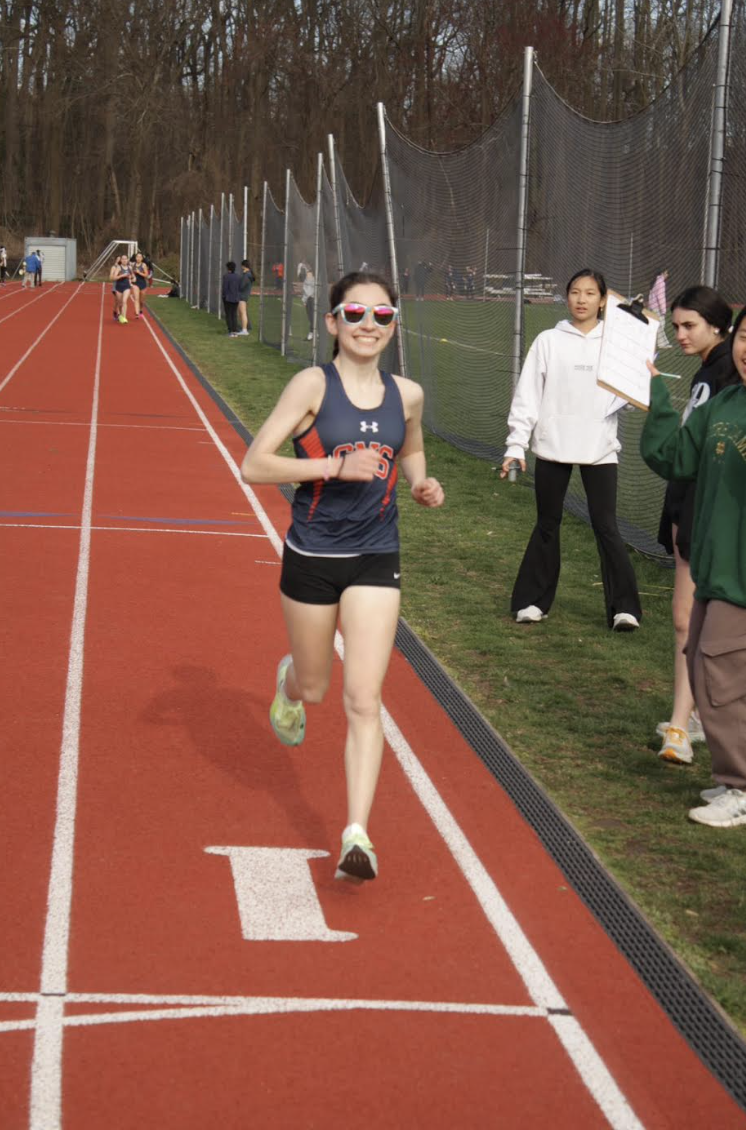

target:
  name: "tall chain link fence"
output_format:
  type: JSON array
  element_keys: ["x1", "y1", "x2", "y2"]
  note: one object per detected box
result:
[{"x1": 179, "y1": 5, "x2": 745, "y2": 561}]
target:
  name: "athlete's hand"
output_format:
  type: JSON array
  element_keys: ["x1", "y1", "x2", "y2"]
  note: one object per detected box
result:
[
  {"x1": 646, "y1": 360, "x2": 660, "y2": 378},
  {"x1": 500, "y1": 457, "x2": 526, "y2": 479},
  {"x1": 411, "y1": 477, "x2": 444, "y2": 508},
  {"x1": 336, "y1": 448, "x2": 381, "y2": 481}
]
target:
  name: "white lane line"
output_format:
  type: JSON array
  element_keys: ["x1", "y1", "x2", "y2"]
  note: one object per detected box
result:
[
  {"x1": 28, "y1": 285, "x2": 104, "y2": 1130},
  {"x1": 1, "y1": 996, "x2": 547, "y2": 1035},
  {"x1": 0, "y1": 523, "x2": 267, "y2": 538},
  {"x1": 3, "y1": 990, "x2": 543, "y2": 1010},
  {"x1": 0, "y1": 284, "x2": 84, "y2": 394},
  {"x1": 0, "y1": 283, "x2": 63, "y2": 326},
  {"x1": 143, "y1": 315, "x2": 645, "y2": 1130}
]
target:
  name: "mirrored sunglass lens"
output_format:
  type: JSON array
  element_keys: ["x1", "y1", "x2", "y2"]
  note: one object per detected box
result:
[
  {"x1": 342, "y1": 304, "x2": 366, "y2": 323},
  {"x1": 373, "y1": 307, "x2": 395, "y2": 325}
]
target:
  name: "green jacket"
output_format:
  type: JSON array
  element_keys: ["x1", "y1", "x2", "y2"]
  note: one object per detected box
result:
[{"x1": 640, "y1": 376, "x2": 746, "y2": 608}]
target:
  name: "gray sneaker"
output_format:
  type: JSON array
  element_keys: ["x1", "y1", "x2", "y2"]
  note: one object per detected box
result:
[
  {"x1": 688, "y1": 789, "x2": 746, "y2": 828},
  {"x1": 699, "y1": 785, "x2": 727, "y2": 803}
]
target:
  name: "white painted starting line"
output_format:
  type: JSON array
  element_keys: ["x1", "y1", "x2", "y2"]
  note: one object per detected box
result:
[
  {"x1": 24, "y1": 297, "x2": 645, "y2": 1130},
  {"x1": 3, "y1": 993, "x2": 547, "y2": 1035}
]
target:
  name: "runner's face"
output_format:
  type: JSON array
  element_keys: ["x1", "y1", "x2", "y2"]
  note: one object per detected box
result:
[
  {"x1": 671, "y1": 307, "x2": 719, "y2": 358},
  {"x1": 732, "y1": 318, "x2": 746, "y2": 385},
  {"x1": 567, "y1": 278, "x2": 603, "y2": 326},
  {"x1": 326, "y1": 283, "x2": 397, "y2": 360}
]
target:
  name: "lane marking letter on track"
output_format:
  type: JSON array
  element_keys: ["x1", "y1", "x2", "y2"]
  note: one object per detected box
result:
[{"x1": 205, "y1": 846, "x2": 357, "y2": 943}]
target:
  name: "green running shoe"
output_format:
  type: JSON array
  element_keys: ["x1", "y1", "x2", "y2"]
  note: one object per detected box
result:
[{"x1": 269, "y1": 654, "x2": 306, "y2": 746}]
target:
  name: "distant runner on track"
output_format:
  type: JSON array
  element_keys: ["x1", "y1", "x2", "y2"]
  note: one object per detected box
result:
[
  {"x1": 241, "y1": 271, "x2": 444, "y2": 882},
  {"x1": 113, "y1": 255, "x2": 134, "y2": 324}
]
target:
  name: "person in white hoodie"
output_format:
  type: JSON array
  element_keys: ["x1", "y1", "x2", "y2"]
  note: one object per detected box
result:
[{"x1": 500, "y1": 268, "x2": 642, "y2": 631}]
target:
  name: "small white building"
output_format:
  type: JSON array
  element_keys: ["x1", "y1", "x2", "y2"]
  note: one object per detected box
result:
[{"x1": 23, "y1": 237, "x2": 77, "y2": 281}]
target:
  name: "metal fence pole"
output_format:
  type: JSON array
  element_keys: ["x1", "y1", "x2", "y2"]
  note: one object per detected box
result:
[
  {"x1": 196, "y1": 208, "x2": 203, "y2": 308},
  {"x1": 328, "y1": 134, "x2": 345, "y2": 277},
  {"x1": 179, "y1": 216, "x2": 184, "y2": 299},
  {"x1": 228, "y1": 193, "x2": 234, "y2": 266},
  {"x1": 243, "y1": 185, "x2": 248, "y2": 261},
  {"x1": 703, "y1": 0, "x2": 733, "y2": 288},
  {"x1": 482, "y1": 227, "x2": 490, "y2": 301},
  {"x1": 218, "y1": 192, "x2": 225, "y2": 320},
  {"x1": 207, "y1": 204, "x2": 214, "y2": 314},
  {"x1": 312, "y1": 153, "x2": 323, "y2": 366},
  {"x1": 376, "y1": 102, "x2": 407, "y2": 378},
  {"x1": 259, "y1": 181, "x2": 268, "y2": 343},
  {"x1": 281, "y1": 169, "x2": 291, "y2": 357},
  {"x1": 509, "y1": 47, "x2": 534, "y2": 481},
  {"x1": 192, "y1": 210, "x2": 199, "y2": 306},
  {"x1": 189, "y1": 212, "x2": 196, "y2": 306}
]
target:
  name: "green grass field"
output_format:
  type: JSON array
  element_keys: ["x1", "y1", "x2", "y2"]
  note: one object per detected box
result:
[{"x1": 148, "y1": 292, "x2": 746, "y2": 1038}]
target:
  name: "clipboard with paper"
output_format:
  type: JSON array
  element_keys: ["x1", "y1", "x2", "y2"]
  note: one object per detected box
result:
[{"x1": 597, "y1": 290, "x2": 660, "y2": 410}]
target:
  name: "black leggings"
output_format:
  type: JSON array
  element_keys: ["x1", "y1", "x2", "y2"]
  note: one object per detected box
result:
[
  {"x1": 224, "y1": 300, "x2": 238, "y2": 334},
  {"x1": 511, "y1": 458, "x2": 641, "y2": 627}
]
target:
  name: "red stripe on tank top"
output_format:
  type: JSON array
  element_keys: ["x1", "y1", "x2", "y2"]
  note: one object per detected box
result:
[
  {"x1": 379, "y1": 463, "x2": 398, "y2": 517},
  {"x1": 298, "y1": 426, "x2": 326, "y2": 519}
]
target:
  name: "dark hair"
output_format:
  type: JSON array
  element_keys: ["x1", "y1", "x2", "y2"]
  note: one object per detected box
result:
[
  {"x1": 669, "y1": 286, "x2": 731, "y2": 334},
  {"x1": 565, "y1": 269, "x2": 607, "y2": 297},
  {"x1": 241, "y1": 259, "x2": 253, "y2": 270},
  {"x1": 328, "y1": 271, "x2": 398, "y2": 358},
  {"x1": 731, "y1": 305, "x2": 746, "y2": 337},
  {"x1": 329, "y1": 270, "x2": 397, "y2": 311},
  {"x1": 226, "y1": 260, "x2": 236, "y2": 272}
]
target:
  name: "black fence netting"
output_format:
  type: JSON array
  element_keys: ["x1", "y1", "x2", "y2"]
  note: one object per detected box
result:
[{"x1": 179, "y1": 7, "x2": 746, "y2": 561}]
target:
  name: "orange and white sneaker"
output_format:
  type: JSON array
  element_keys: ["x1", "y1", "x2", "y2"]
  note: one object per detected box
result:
[{"x1": 658, "y1": 725, "x2": 693, "y2": 765}]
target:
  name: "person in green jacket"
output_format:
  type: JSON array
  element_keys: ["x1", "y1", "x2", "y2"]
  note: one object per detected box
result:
[{"x1": 642, "y1": 306, "x2": 746, "y2": 828}]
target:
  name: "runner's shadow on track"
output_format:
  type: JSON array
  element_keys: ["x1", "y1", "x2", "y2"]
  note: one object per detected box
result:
[{"x1": 142, "y1": 665, "x2": 327, "y2": 845}]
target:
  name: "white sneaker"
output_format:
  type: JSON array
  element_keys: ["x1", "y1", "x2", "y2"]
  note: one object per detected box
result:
[
  {"x1": 688, "y1": 788, "x2": 746, "y2": 828},
  {"x1": 237, "y1": 329, "x2": 249, "y2": 336},
  {"x1": 306, "y1": 331, "x2": 313, "y2": 341},
  {"x1": 656, "y1": 712, "x2": 706, "y2": 743},
  {"x1": 612, "y1": 612, "x2": 639, "y2": 631},
  {"x1": 515, "y1": 605, "x2": 546, "y2": 623},
  {"x1": 700, "y1": 785, "x2": 727, "y2": 803}
]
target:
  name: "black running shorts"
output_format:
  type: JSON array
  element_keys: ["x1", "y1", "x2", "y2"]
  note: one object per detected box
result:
[{"x1": 280, "y1": 544, "x2": 401, "y2": 605}]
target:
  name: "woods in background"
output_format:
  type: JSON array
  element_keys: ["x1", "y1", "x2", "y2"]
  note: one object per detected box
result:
[{"x1": 0, "y1": 0, "x2": 724, "y2": 259}]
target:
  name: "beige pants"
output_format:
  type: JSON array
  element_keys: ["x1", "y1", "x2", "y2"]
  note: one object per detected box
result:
[{"x1": 687, "y1": 599, "x2": 746, "y2": 788}]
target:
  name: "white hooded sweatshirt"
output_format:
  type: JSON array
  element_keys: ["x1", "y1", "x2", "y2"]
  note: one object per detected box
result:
[{"x1": 504, "y1": 319, "x2": 628, "y2": 465}]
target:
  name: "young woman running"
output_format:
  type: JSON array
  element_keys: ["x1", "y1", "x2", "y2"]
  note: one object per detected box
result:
[
  {"x1": 132, "y1": 252, "x2": 149, "y2": 319},
  {"x1": 654, "y1": 286, "x2": 739, "y2": 766},
  {"x1": 109, "y1": 257, "x2": 123, "y2": 320},
  {"x1": 240, "y1": 271, "x2": 444, "y2": 881},
  {"x1": 500, "y1": 268, "x2": 642, "y2": 631},
  {"x1": 643, "y1": 307, "x2": 746, "y2": 828},
  {"x1": 114, "y1": 256, "x2": 133, "y2": 323}
]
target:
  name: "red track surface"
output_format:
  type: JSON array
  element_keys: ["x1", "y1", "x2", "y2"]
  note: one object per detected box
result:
[{"x1": 1, "y1": 283, "x2": 744, "y2": 1129}]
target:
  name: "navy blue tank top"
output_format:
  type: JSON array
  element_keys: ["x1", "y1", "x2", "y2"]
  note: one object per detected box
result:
[{"x1": 286, "y1": 362, "x2": 407, "y2": 555}]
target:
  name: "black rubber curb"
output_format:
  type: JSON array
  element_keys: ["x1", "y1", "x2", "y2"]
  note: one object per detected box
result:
[{"x1": 148, "y1": 303, "x2": 746, "y2": 1113}]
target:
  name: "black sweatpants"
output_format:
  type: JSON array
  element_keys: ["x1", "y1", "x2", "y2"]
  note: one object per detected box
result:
[
  {"x1": 511, "y1": 458, "x2": 642, "y2": 627},
  {"x1": 223, "y1": 300, "x2": 238, "y2": 334}
]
